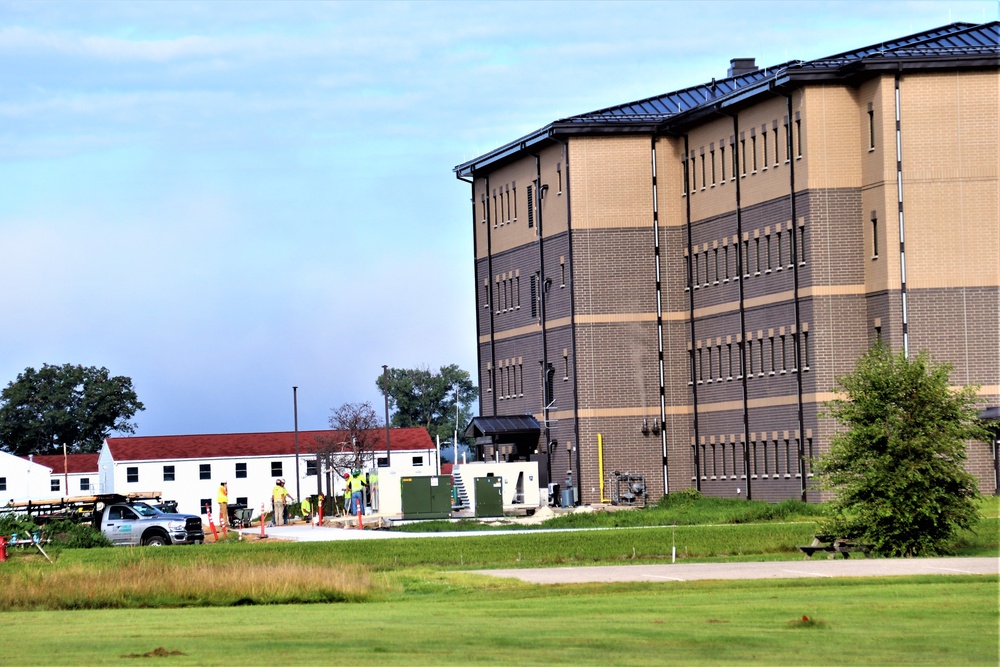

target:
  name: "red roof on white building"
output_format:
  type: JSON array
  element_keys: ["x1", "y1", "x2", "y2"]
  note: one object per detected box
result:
[
  {"x1": 104, "y1": 428, "x2": 432, "y2": 462},
  {"x1": 24, "y1": 453, "x2": 100, "y2": 474}
]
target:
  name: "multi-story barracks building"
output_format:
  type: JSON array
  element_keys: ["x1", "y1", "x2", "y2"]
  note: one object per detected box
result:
[{"x1": 453, "y1": 22, "x2": 999, "y2": 504}]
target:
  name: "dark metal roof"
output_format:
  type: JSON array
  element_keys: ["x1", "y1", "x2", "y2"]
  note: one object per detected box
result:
[
  {"x1": 464, "y1": 415, "x2": 541, "y2": 439},
  {"x1": 979, "y1": 406, "x2": 1000, "y2": 421},
  {"x1": 454, "y1": 22, "x2": 997, "y2": 178}
]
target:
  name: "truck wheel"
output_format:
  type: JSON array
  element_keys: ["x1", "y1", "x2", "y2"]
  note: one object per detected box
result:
[{"x1": 143, "y1": 534, "x2": 168, "y2": 547}]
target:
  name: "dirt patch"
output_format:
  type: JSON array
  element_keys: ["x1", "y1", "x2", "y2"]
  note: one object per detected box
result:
[{"x1": 121, "y1": 647, "x2": 186, "y2": 658}]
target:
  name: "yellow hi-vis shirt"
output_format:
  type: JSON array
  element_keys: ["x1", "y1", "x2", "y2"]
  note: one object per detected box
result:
[
  {"x1": 273, "y1": 485, "x2": 288, "y2": 502},
  {"x1": 217, "y1": 485, "x2": 228, "y2": 504},
  {"x1": 348, "y1": 474, "x2": 365, "y2": 492}
]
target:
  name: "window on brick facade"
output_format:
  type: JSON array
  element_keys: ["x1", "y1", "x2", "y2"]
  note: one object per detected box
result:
[
  {"x1": 712, "y1": 248, "x2": 719, "y2": 285},
  {"x1": 754, "y1": 237, "x2": 761, "y2": 276},
  {"x1": 530, "y1": 273, "x2": 538, "y2": 318},
  {"x1": 700, "y1": 153, "x2": 706, "y2": 189},
  {"x1": 798, "y1": 223, "x2": 807, "y2": 265},
  {"x1": 871, "y1": 212, "x2": 879, "y2": 259},
  {"x1": 776, "y1": 230, "x2": 783, "y2": 269},
  {"x1": 747, "y1": 338, "x2": 754, "y2": 377},
  {"x1": 784, "y1": 119, "x2": 791, "y2": 162},
  {"x1": 740, "y1": 138, "x2": 747, "y2": 175},
  {"x1": 795, "y1": 117, "x2": 803, "y2": 157},
  {"x1": 722, "y1": 245, "x2": 730, "y2": 282},
  {"x1": 720, "y1": 144, "x2": 727, "y2": 181},
  {"x1": 692, "y1": 253, "x2": 699, "y2": 290},
  {"x1": 743, "y1": 238, "x2": 751, "y2": 278},
  {"x1": 761, "y1": 132, "x2": 768, "y2": 170},
  {"x1": 768, "y1": 335, "x2": 776, "y2": 376},
  {"x1": 512, "y1": 185, "x2": 517, "y2": 220},
  {"x1": 780, "y1": 334, "x2": 787, "y2": 373},
  {"x1": 526, "y1": 185, "x2": 534, "y2": 228},
  {"x1": 765, "y1": 233, "x2": 772, "y2": 273},
  {"x1": 710, "y1": 149, "x2": 716, "y2": 185},
  {"x1": 802, "y1": 330, "x2": 811, "y2": 370},
  {"x1": 868, "y1": 104, "x2": 875, "y2": 150},
  {"x1": 758, "y1": 337, "x2": 766, "y2": 377},
  {"x1": 773, "y1": 127, "x2": 780, "y2": 165}
]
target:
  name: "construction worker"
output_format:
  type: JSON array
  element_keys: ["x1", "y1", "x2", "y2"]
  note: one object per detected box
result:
[
  {"x1": 217, "y1": 482, "x2": 229, "y2": 528},
  {"x1": 347, "y1": 469, "x2": 367, "y2": 516},
  {"x1": 272, "y1": 479, "x2": 289, "y2": 526},
  {"x1": 300, "y1": 496, "x2": 312, "y2": 523}
]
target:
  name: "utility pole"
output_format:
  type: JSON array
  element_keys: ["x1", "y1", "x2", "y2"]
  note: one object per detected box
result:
[
  {"x1": 382, "y1": 365, "x2": 392, "y2": 467},
  {"x1": 293, "y1": 386, "x2": 300, "y2": 502}
]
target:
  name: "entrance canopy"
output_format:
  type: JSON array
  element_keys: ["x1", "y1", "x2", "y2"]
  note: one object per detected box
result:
[
  {"x1": 464, "y1": 415, "x2": 541, "y2": 462},
  {"x1": 464, "y1": 415, "x2": 542, "y2": 440}
]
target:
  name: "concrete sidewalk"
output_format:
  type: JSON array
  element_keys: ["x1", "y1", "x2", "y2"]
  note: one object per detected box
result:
[{"x1": 474, "y1": 557, "x2": 999, "y2": 584}]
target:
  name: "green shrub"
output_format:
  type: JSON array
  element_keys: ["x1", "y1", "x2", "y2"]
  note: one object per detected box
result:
[{"x1": 42, "y1": 519, "x2": 113, "y2": 549}]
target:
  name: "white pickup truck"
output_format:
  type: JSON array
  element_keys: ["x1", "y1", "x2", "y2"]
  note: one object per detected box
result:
[
  {"x1": 94, "y1": 500, "x2": 205, "y2": 546},
  {"x1": 4, "y1": 492, "x2": 205, "y2": 547}
]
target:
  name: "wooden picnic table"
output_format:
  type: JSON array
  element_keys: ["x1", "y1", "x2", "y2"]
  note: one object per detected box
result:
[{"x1": 799, "y1": 534, "x2": 872, "y2": 559}]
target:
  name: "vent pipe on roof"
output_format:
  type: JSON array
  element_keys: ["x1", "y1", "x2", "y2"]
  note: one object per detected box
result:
[{"x1": 728, "y1": 58, "x2": 758, "y2": 77}]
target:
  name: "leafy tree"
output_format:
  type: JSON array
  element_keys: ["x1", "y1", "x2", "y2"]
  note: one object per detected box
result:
[
  {"x1": 375, "y1": 364, "x2": 477, "y2": 444},
  {"x1": 314, "y1": 401, "x2": 382, "y2": 477},
  {"x1": 0, "y1": 364, "x2": 144, "y2": 456},
  {"x1": 817, "y1": 344, "x2": 984, "y2": 557}
]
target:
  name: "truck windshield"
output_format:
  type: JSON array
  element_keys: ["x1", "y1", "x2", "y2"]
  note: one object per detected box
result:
[{"x1": 131, "y1": 502, "x2": 162, "y2": 517}]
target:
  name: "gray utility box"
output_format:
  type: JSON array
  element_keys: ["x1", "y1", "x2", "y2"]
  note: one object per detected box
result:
[
  {"x1": 474, "y1": 476, "x2": 503, "y2": 518},
  {"x1": 400, "y1": 475, "x2": 453, "y2": 520}
]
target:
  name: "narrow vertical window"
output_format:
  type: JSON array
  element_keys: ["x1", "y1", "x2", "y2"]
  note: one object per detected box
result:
[
  {"x1": 512, "y1": 185, "x2": 517, "y2": 220},
  {"x1": 743, "y1": 238, "x2": 751, "y2": 278},
  {"x1": 530, "y1": 274, "x2": 538, "y2": 318},
  {"x1": 740, "y1": 137, "x2": 747, "y2": 175},
  {"x1": 720, "y1": 145, "x2": 727, "y2": 181},
  {"x1": 717, "y1": 343, "x2": 724, "y2": 381},
  {"x1": 723, "y1": 245, "x2": 730, "y2": 282},
  {"x1": 692, "y1": 253, "x2": 700, "y2": 290},
  {"x1": 776, "y1": 230, "x2": 783, "y2": 269},
  {"x1": 773, "y1": 127, "x2": 779, "y2": 165},
  {"x1": 697, "y1": 347, "x2": 704, "y2": 384},
  {"x1": 751, "y1": 134, "x2": 757, "y2": 172},
  {"x1": 713, "y1": 248, "x2": 719, "y2": 285},
  {"x1": 780, "y1": 334, "x2": 787, "y2": 373},
  {"x1": 798, "y1": 223, "x2": 807, "y2": 265},
  {"x1": 765, "y1": 234, "x2": 772, "y2": 273},
  {"x1": 768, "y1": 335, "x2": 776, "y2": 375},
  {"x1": 684, "y1": 253, "x2": 691, "y2": 291},
  {"x1": 700, "y1": 153, "x2": 706, "y2": 189},
  {"x1": 758, "y1": 336, "x2": 765, "y2": 376},
  {"x1": 515, "y1": 275, "x2": 520, "y2": 308},
  {"x1": 784, "y1": 118, "x2": 791, "y2": 162},
  {"x1": 557, "y1": 165, "x2": 563, "y2": 194},
  {"x1": 706, "y1": 346, "x2": 713, "y2": 383},
  {"x1": 710, "y1": 149, "x2": 716, "y2": 185},
  {"x1": 761, "y1": 132, "x2": 767, "y2": 169},
  {"x1": 486, "y1": 366, "x2": 493, "y2": 392},
  {"x1": 871, "y1": 211, "x2": 879, "y2": 259},
  {"x1": 526, "y1": 185, "x2": 534, "y2": 228},
  {"x1": 785, "y1": 439, "x2": 791, "y2": 476},
  {"x1": 703, "y1": 250, "x2": 710, "y2": 286},
  {"x1": 560, "y1": 259, "x2": 566, "y2": 288},
  {"x1": 563, "y1": 350, "x2": 569, "y2": 381},
  {"x1": 795, "y1": 117, "x2": 803, "y2": 157},
  {"x1": 754, "y1": 237, "x2": 761, "y2": 276},
  {"x1": 731, "y1": 142, "x2": 738, "y2": 179},
  {"x1": 727, "y1": 343, "x2": 733, "y2": 379},
  {"x1": 747, "y1": 339, "x2": 754, "y2": 377},
  {"x1": 763, "y1": 441, "x2": 769, "y2": 476},
  {"x1": 691, "y1": 156, "x2": 697, "y2": 191},
  {"x1": 868, "y1": 103, "x2": 875, "y2": 150},
  {"x1": 803, "y1": 330, "x2": 810, "y2": 370}
]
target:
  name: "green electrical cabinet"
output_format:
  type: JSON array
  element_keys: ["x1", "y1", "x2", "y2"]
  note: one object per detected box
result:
[
  {"x1": 401, "y1": 476, "x2": 453, "y2": 520},
  {"x1": 474, "y1": 476, "x2": 503, "y2": 518}
]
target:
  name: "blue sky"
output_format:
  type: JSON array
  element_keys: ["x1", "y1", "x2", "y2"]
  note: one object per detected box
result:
[{"x1": 1, "y1": 0, "x2": 994, "y2": 437}]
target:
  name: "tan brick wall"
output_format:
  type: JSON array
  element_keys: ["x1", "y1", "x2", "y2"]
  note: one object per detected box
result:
[{"x1": 567, "y1": 136, "x2": 654, "y2": 230}]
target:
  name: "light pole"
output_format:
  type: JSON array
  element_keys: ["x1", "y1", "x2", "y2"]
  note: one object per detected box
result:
[
  {"x1": 382, "y1": 365, "x2": 391, "y2": 467},
  {"x1": 293, "y1": 386, "x2": 300, "y2": 502}
]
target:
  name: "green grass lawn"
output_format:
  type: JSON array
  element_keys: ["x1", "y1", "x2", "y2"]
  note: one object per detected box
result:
[
  {"x1": 0, "y1": 495, "x2": 996, "y2": 665},
  {"x1": 2, "y1": 575, "x2": 995, "y2": 666}
]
